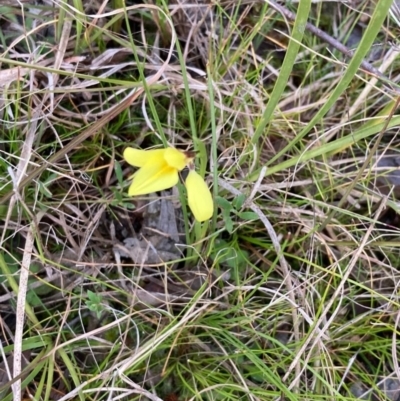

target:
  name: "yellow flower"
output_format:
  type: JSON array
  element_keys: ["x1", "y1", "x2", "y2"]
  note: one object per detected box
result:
[
  {"x1": 185, "y1": 169, "x2": 214, "y2": 222},
  {"x1": 123, "y1": 147, "x2": 213, "y2": 222}
]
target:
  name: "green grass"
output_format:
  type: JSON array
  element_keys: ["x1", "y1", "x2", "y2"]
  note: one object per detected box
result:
[{"x1": 0, "y1": 0, "x2": 400, "y2": 400}]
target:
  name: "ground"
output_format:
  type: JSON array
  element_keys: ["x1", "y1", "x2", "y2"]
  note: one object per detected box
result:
[{"x1": 0, "y1": 0, "x2": 400, "y2": 400}]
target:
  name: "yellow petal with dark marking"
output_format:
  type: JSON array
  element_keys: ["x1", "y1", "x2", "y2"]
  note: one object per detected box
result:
[{"x1": 163, "y1": 147, "x2": 189, "y2": 170}]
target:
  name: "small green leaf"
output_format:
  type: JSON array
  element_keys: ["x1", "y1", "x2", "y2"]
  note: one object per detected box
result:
[
  {"x1": 87, "y1": 290, "x2": 101, "y2": 303},
  {"x1": 225, "y1": 215, "x2": 234, "y2": 234},
  {"x1": 37, "y1": 181, "x2": 53, "y2": 198},
  {"x1": 115, "y1": 191, "x2": 123, "y2": 202},
  {"x1": 114, "y1": 160, "x2": 124, "y2": 187},
  {"x1": 123, "y1": 201, "x2": 136, "y2": 210},
  {"x1": 232, "y1": 194, "x2": 246, "y2": 210},
  {"x1": 26, "y1": 290, "x2": 43, "y2": 307},
  {"x1": 86, "y1": 290, "x2": 103, "y2": 319},
  {"x1": 216, "y1": 196, "x2": 232, "y2": 212},
  {"x1": 238, "y1": 211, "x2": 259, "y2": 221}
]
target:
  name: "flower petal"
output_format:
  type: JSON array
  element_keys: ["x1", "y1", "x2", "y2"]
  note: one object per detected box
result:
[
  {"x1": 128, "y1": 156, "x2": 179, "y2": 196},
  {"x1": 123, "y1": 147, "x2": 166, "y2": 167},
  {"x1": 164, "y1": 147, "x2": 189, "y2": 170},
  {"x1": 185, "y1": 170, "x2": 213, "y2": 222}
]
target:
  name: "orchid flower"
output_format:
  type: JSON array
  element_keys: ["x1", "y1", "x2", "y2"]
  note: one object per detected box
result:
[{"x1": 123, "y1": 147, "x2": 213, "y2": 222}]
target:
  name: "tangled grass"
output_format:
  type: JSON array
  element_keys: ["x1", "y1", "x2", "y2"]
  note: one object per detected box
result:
[{"x1": 0, "y1": 1, "x2": 400, "y2": 400}]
